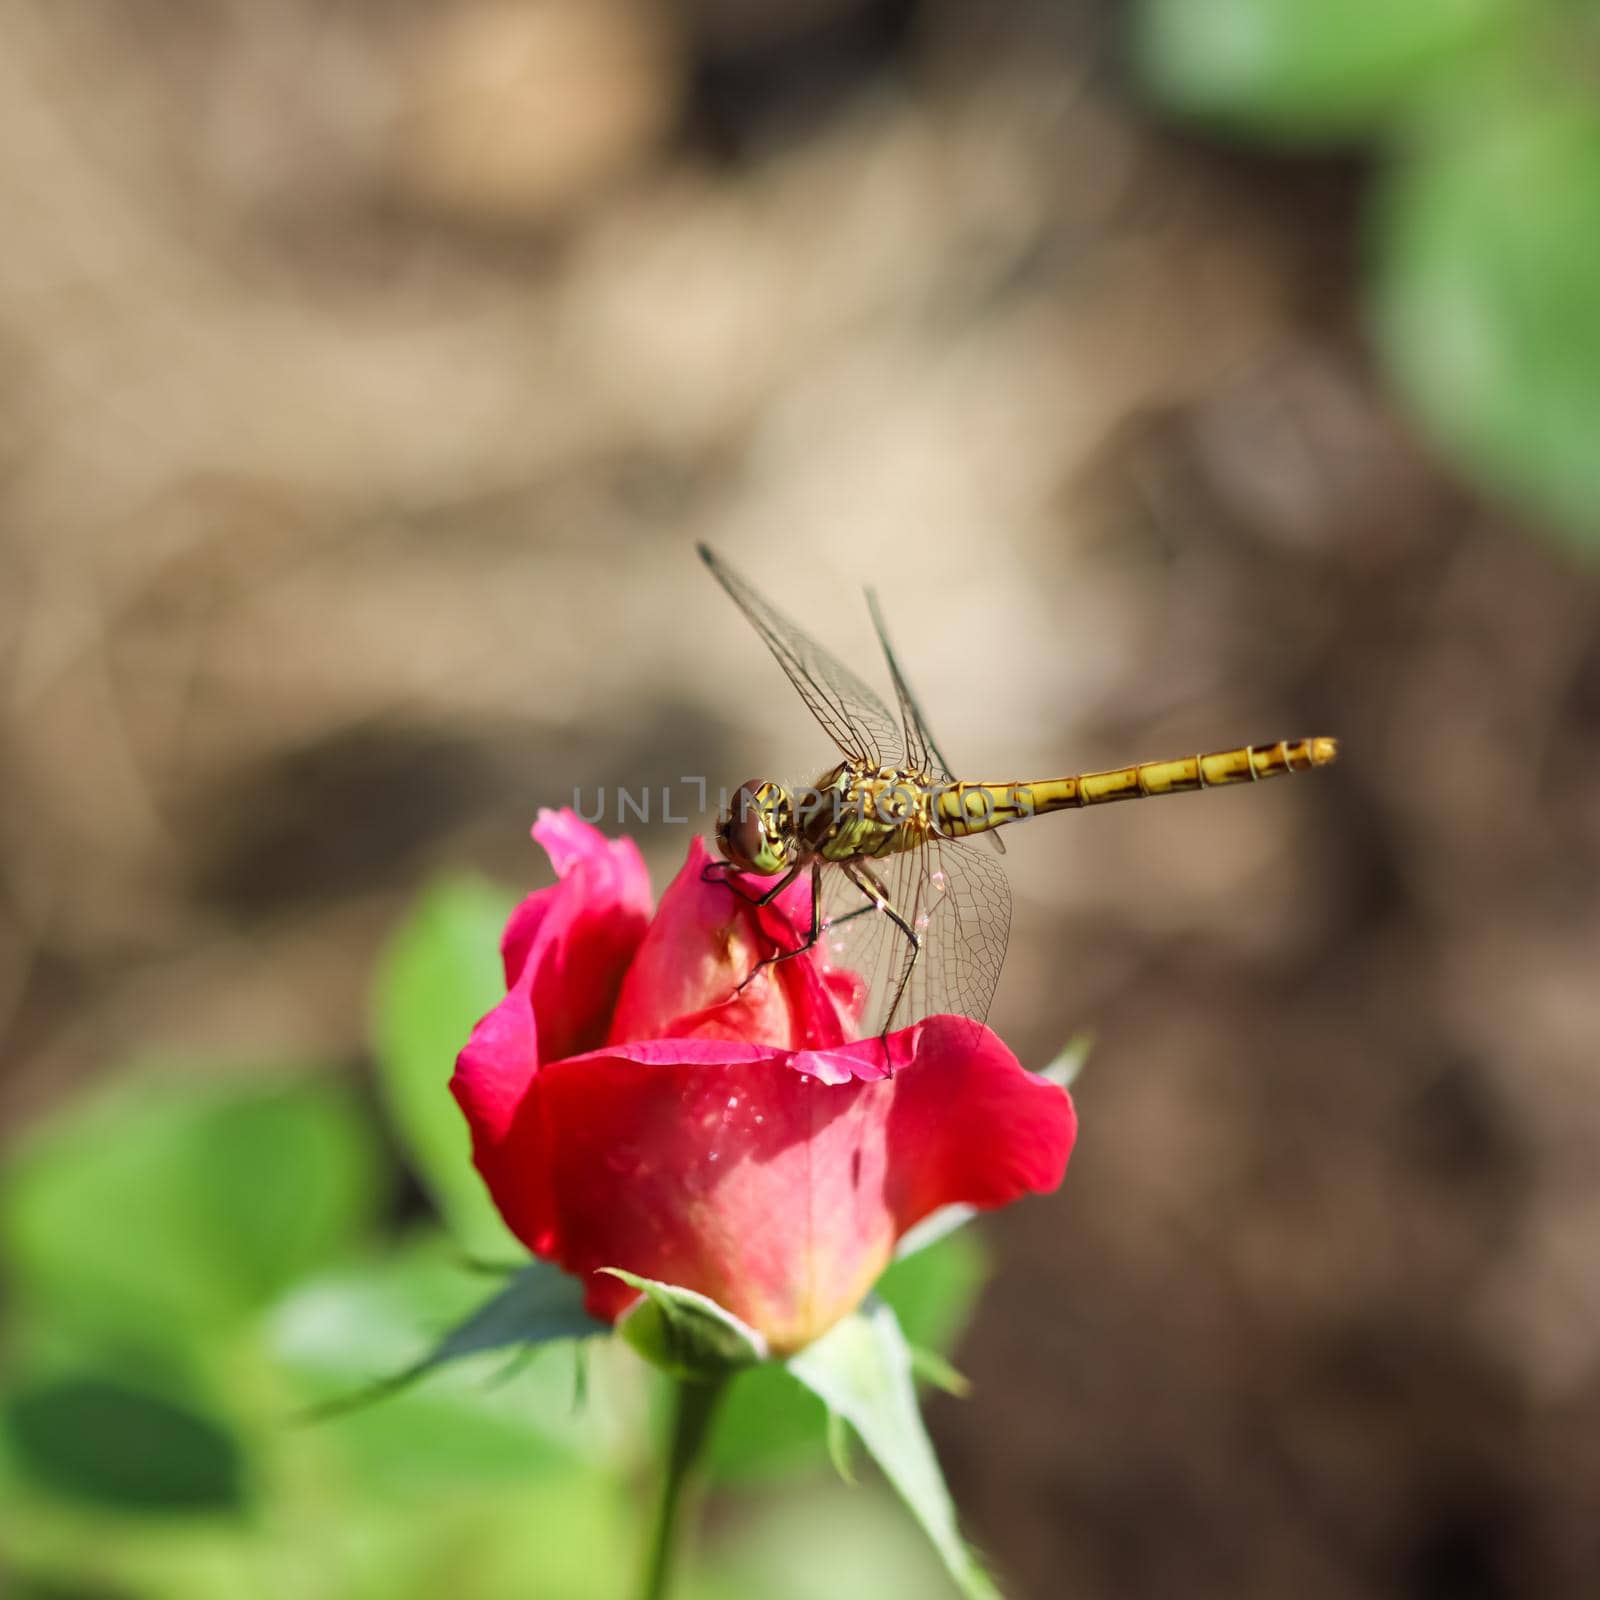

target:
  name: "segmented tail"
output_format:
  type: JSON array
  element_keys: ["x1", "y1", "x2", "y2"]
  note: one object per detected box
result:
[{"x1": 935, "y1": 737, "x2": 1339, "y2": 835}]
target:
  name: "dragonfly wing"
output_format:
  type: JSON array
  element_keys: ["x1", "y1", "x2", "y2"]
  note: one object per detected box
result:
[
  {"x1": 818, "y1": 851, "x2": 927, "y2": 1040},
  {"x1": 699, "y1": 545, "x2": 905, "y2": 768},
  {"x1": 865, "y1": 587, "x2": 947, "y2": 779},
  {"x1": 917, "y1": 831, "x2": 1012, "y2": 1029},
  {"x1": 817, "y1": 833, "x2": 1012, "y2": 1038},
  {"x1": 865, "y1": 588, "x2": 1005, "y2": 856}
]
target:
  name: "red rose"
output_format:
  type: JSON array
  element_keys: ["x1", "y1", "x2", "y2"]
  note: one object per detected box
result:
[{"x1": 451, "y1": 810, "x2": 1075, "y2": 1355}]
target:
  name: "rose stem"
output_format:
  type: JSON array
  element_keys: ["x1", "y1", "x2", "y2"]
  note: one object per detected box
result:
[{"x1": 639, "y1": 1374, "x2": 728, "y2": 1600}]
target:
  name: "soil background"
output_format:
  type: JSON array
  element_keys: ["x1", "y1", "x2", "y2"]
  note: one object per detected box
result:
[{"x1": 4, "y1": 4, "x2": 1598, "y2": 1597}]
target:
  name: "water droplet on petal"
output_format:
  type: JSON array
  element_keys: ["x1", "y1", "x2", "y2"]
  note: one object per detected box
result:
[{"x1": 604, "y1": 1143, "x2": 642, "y2": 1176}]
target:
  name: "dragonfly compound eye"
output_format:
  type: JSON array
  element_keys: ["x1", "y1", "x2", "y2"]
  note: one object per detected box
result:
[{"x1": 722, "y1": 780, "x2": 795, "y2": 875}]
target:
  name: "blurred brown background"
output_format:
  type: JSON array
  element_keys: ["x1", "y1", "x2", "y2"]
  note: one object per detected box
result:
[{"x1": 4, "y1": 2, "x2": 1598, "y2": 1596}]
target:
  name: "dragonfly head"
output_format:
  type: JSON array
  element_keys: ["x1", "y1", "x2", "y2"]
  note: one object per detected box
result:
[{"x1": 718, "y1": 780, "x2": 799, "y2": 877}]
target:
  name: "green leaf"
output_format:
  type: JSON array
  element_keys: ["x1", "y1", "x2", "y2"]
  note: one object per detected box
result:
[
  {"x1": 1374, "y1": 91, "x2": 1600, "y2": 548},
  {"x1": 606, "y1": 1270, "x2": 767, "y2": 1381},
  {"x1": 788, "y1": 1300, "x2": 1000, "y2": 1600},
  {"x1": 370, "y1": 876, "x2": 519, "y2": 1254},
  {"x1": 3, "y1": 1375, "x2": 246, "y2": 1513},
  {"x1": 1133, "y1": 0, "x2": 1522, "y2": 143},
  {"x1": 1, "y1": 1074, "x2": 384, "y2": 1345}
]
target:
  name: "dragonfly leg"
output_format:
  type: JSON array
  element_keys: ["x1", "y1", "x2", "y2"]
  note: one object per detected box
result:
[
  {"x1": 733, "y1": 861, "x2": 824, "y2": 994},
  {"x1": 825, "y1": 900, "x2": 877, "y2": 930},
  {"x1": 840, "y1": 861, "x2": 923, "y2": 1062},
  {"x1": 706, "y1": 860, "x2": 805, "y2": 911}
]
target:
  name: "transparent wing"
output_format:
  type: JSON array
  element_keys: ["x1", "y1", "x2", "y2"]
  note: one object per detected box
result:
[
  {"x1": 865, "y1": 588, "x2": 1005, "y2": 856},
  {"x1": 699, "y1": 544, "x2": 905, "y2": 769},
  {"x1": 864, "y1": 588, "x2": 944, "y2": 781},
  {"x1": 818, "y1": 832, "x2": 1012, "y2": 1038}
]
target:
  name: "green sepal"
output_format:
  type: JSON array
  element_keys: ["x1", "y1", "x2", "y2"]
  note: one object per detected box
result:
[
  {"x1": 300, "y1": 1257, "x2": 600, "y2": 1420},
  {"x1": 603, "y1": 1270, "x2": 768, "y2": 1381},
  {"x1": 788, "y1": 1298, "x2": 1001, "y2": 1600},
  {"x1": 1039, "y1": 1029, "x2": 1093, "y2": 1089},
  {"x1": 824, "y1": 1406, "x2": 856, "y2": 1486},
  {"x1": 892, "y1": 1204, "x2": 976, "y2": 1262},
  {"x1": 908, "y1": 1345, "x2": 971, "y2": 1399}
]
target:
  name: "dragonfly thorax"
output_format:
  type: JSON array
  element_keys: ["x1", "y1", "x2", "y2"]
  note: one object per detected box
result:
[{"x1": 717, "y1": 779, "x2": 800, "y2": 876}]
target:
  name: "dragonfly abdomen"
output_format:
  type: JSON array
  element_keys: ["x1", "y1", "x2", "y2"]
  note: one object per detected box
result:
[{"x1": 934, "y1": 737, "x2": 1338, "y2": 837}]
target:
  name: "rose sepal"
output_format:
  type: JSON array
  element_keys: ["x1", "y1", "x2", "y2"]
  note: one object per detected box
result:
[{"x1": 604, "y1": 1268, "x2": 768, "y2": 1382}]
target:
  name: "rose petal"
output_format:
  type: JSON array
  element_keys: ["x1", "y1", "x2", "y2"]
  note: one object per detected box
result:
[
  {"x1": 883, "y1": 1017, "x2": 1077, "y2": 1226},
  {"x1": 512, "y1": 808, "x2": 653, "y2": 1063},
  {"x1": 453, "y1": 815, "x2": 1076, "y2": 1354},
  {"x1": 518, "y1": 1023, "x2": 1075, "y2": 1352},
  {"x1": 499, "y1": 809, "x2": 650, "y2": 986},
  {"x1": 451, "y1": 809, "x2": 652, "y2": 1251},
  {"x1": 608, "y1": 838, "x2": 850, "y2": 1050}
]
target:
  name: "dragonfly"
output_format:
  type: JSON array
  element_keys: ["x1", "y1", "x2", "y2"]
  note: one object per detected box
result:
[{"x1": 699, "y1": 544, "x2": 1338, "y2": 1041}]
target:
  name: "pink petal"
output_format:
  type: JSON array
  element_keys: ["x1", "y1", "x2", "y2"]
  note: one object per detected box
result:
[
  {"x1": 516, "y1": 808, "x2": 652, "y2": 1063},
  {"x1": 501, "y1": 809, "x2": 636, "y2": 985},
  {"x1": 451, "y1": 809, "x2": 652, "y2": 1250},
  {"x1": 513, "y1": 1022, "x2": 1075, "y2": 1352},
  {"x1": 608, "y1": 837, "x2": 851, "y2": 1051},
  {"x1": 882, "y1": 1017, "x2": 1077, "y2": 1227}
]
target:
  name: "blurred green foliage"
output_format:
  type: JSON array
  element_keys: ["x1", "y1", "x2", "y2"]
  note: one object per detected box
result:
[
  {"x1": 1133, "y1": 0, "x2": 1521, "y2": 141},
  {"x1": 3, "y1": 1073, "x2": 384, "y2": 1347},
  {"x1": 1133, "y1": 0, "x2": 1600, "y2": 551},
  {"x1": 369, "y1": 877, "x2": 520, "y2": 1258},
  {"x1": 0, "y1": 876, "x2": 996, "y2": 1599}
]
